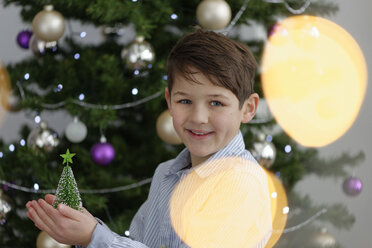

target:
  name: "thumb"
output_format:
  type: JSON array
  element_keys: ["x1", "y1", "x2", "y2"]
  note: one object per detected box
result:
[{"x1": 58, "y1": 204, "x2": 83, "y2": 220}]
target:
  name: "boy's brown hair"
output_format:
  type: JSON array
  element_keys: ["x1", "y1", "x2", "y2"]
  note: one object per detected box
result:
[{"x1": 166, "y1": 28, "x2": 257, "y2": 108}]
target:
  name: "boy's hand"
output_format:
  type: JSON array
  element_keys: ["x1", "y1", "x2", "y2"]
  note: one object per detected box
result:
[{"x1": 26, "y1": 194, "x2": 98, "y2": 247}]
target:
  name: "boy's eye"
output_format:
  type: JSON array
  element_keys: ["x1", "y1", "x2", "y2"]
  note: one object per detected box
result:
[
  {"x1": 210, "y1": 101, "x2": 223, "y2": 107},
  {"x1": 178, "y1": 99, "x2": 191, "y2": 104}
]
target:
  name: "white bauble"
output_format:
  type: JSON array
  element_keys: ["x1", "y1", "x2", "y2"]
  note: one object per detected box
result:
[
  {"x1": 196, "y1": 0, "x2": 231, "y2": 30},
  {"x1": 65, "y1": 117, "x2": 87, "y2": 143}
]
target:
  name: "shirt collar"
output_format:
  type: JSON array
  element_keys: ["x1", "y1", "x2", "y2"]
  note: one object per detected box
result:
[
  {"x1": 194, "y1": 131, "x2": 246, "y2": 178},
  {"x1": 166, "y1": 131, "x2": 246, "y2": 178}
]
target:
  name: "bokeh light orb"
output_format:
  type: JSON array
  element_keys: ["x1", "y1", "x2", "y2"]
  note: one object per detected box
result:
[
  {"x1": 261, "y1": 15, "x2": 367, "y2": 147},
  {"x1": 265, "y1": 170, "x2": 288, "y2": 247},
  {"x1": 170, "y1": 157, "x2": 285, "y2": 247}
]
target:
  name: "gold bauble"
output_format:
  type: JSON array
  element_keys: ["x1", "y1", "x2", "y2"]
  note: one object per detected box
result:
[
  {"x1": 156, "y1": 110, "x2": 182, "y2": 145},
  {"x1": 308, "y1": 228, "x2": 337, "y2": 248},
  {"x1": 36, "y1": 231, "x2": 71, "y2": 248},
  {"x1": 32, "y1": 5, "x2": 65, "y2": 42},
  {"x1": 196, "y1": 0, "x2": 231, "y2": 30}
]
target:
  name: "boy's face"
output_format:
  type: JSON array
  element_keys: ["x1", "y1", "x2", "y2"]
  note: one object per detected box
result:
[{"x1": 165, "y1": 70, "x2": 258, "y2": 166}]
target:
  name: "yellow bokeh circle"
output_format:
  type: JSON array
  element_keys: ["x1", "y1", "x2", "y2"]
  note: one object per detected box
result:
[
  {"x1": 261, "y1": 15, "x2": 367, "y2": 147},
  {"x1": 169, "y1": 157, "x2": 288, "y2": 247}
]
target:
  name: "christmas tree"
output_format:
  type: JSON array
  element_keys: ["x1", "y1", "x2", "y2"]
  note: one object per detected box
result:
[
  {"x1": 0, "y1": 0, "x2": 365, "y2": 247},
  {"x1": 52, "y1": 149, "x2": 82, "y2": 211}
]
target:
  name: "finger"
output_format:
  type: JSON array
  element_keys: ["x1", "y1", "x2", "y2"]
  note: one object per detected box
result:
[
  {"x1": 58, "y1": 204, "x2": 84, "y2": 221},
  {"x1": 33, "y1": 200, "x2": 60, "y2": 233},
  {"x1": 45, "y1": 194, "x2": 56, "y2": 205},
  {"x1": 27, "y1": 206, "x2": 54, "y2": 234}
]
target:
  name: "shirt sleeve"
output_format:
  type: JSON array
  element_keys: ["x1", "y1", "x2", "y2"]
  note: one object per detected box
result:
[{"x1": 75, "y1": 218, "x2": 150, "y2": 248}]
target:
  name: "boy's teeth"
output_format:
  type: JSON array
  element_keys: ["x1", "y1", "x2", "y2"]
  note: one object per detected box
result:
[{"x1": 192, "y1": 131, "x2": 206, "y2": 135}]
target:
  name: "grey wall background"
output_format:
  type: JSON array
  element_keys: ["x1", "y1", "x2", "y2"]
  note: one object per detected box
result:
[{"x1": 0, "y1": 0, "x2": 371, "y2": 247}]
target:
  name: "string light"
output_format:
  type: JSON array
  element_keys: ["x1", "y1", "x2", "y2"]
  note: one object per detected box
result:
[
  {"x1": 282, "y1": 206, "x2": 290, "y2": 214},
  {"x1": 0, "y1": 152, "x2": 3, "y2": 158},
  {"x1": 33, "y1": 183, "x2": 39, "y2": 191},
  {"x1": 24, "y1": 73, "x2": 30, "y2": 80},
  {"x1": 78, "y1": 93, "x2": 85, "y2": 101},
  {"x1": 131, "y1": 88, "x2": 139, "y2": 95},
  {"x1": 19, "y1": 139, "x2": 26, "y2": 146},
  {"x1": 80, "y1": 31, "x2": 87, "y2": 38},
  {"x1": 74, "y1": 53, "x2": 80, "y2": 60},
  {"x1": 284, "y1": 145, "x2": 292, "y2": 153},
  {"x1": 34, "y1": 115, "x2": 41, "y2": 123},
  {"x1": 171, "y1": 13, "x2": 178, "y2": 20},
  {"x1": 8, "y1": 144, "x2": 15, "y2": 152}
]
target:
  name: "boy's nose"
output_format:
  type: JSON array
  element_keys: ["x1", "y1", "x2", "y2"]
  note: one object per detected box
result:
[{"x1": 190, "y1": 105, "x2": 209, "y2": 124}]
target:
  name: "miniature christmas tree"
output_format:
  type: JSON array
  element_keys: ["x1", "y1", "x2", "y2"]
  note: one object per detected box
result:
[{"x1": 52, "y1": 149, "x2": 82, "y2": 211}]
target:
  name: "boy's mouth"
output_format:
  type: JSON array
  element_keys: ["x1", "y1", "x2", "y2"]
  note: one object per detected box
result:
[{"x1": 187, "y1": 129, "x2": 213, "y2": 137}]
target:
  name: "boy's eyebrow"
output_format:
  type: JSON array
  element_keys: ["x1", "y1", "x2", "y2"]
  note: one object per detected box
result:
[{"x1": 172, "y1": 91, "x2": 230, "y2": 99}]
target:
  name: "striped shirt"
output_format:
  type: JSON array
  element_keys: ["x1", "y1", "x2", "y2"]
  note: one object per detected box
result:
[{"x1": 85, "y1": 131, "x2": 272, "y2": 248}]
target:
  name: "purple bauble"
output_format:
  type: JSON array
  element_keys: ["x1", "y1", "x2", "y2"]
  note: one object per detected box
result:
[
  {"x1": 90, "y1": 142, "x2": 115, "y2": 166},
  {"x1": 16, "y1": 30, "x2": 33, "y2": 49},
  {"x1": 342, "y1": 176, "x2": 363, "y2": 196}
]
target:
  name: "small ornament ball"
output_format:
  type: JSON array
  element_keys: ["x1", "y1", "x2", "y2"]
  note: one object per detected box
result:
[
  {"x1": 0, "y1": 190, "x2": 12, "y2": 225},
  {"x1": 90, "y1": 136, "x2": 115, "y2": 166},
  {"x1": 16, "y1": 30, "x2": 33, "y2": 49},
  {"x1": 65, "y1": 117, "x2": 87, "y2": 143},
  {"x1": 196, "y1": 0, "x2": 231, "y2": 30},
  {"x1": 36, "y1": 231, "x2": 71, "y2": 248},
  {"x1": 250, "y1": 133, "x2": 276, "y2": 169},
  {"x1": 156, "y1": 110, "x2": 182, "y2": 145},
  {"x1": 308, "y1": 228, "x2": 337, "y2": 248},
  {"x1": 342, "y1": 176, "x2": 363, "y2": 196},
  {"x1": 121, "y1": 36, "x2": 155, "y2": 71},
  {"x1": 27, "y1": 121, "x2": 60, "y2": 153},
  {"x1": 29, "y1": 35, "x2": 57, "y2": 56},
  {"x1": 32, "y1": 5, "x2": 65, "y2": 42}
]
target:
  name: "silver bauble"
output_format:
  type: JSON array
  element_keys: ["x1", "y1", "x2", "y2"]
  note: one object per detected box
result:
[
  {"x1": 156, "y1": 110, "x2": 182, "y2": 145},
  {"x1": 29, "y1": 35, "x2": 57, "y2": 56},
  {"x1": 0, "y1": 190, "x2": 12, "y2": 225},
  {"x1": 65, "y1": 117, "x2": 87, "y2": 143},
  {"x1": 36, "y1": 231, "x2": 71, "y2": 248},
  {"x1": 196, "y1": 0, "x2": 231, "y2": 30},
  {"x1": 308, "y1": 228, "x2": 337, "y2": 248},
  {"x1": 32, "y1": 5, "x2": 65, "y2": 42},
  {"x1": 27, "y1": 121, "x2": 60, "y2": 153},
  {"x1": 250, "y1": 135, "x2": 276, "y2": 168},
  {"x1": 121, "y1": 36, "x2": 155, "y2": 70}
]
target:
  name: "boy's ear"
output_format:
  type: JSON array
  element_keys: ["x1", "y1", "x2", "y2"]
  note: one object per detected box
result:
[
  {"x1": 165, "y1": 87, "x2": 172, "y2": 114},
  {"x1": 241, "y1": 93, "x2": 259, "y2": 123}
]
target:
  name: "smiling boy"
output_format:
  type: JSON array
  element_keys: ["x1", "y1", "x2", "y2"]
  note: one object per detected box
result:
[{"x1": 26, "y1": 29, "x2": 272, "y2": 248}]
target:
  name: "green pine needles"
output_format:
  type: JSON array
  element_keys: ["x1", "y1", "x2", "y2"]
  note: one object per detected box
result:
[{"x1": 52, "y1": 149, "x2": 82, "y2": 211}]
